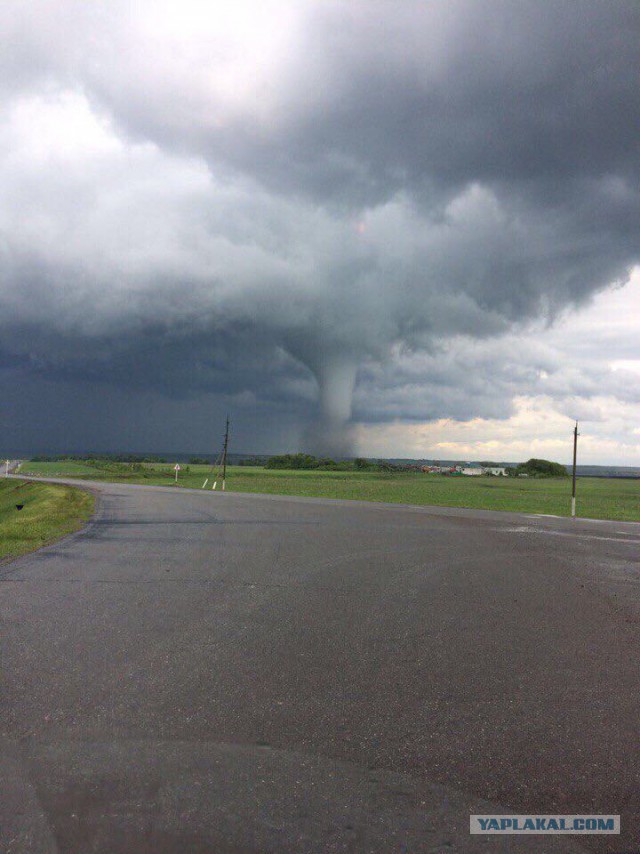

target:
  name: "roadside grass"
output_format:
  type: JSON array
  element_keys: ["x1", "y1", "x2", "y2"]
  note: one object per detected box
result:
[
  {"x1": 0, "y1": 478, "x2": 94, "y2": 561},
  {"x1": 15, "y1": 460, "x2": 640, "y2": 522}
]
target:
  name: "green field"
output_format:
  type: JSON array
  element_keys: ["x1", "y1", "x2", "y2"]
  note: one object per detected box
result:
[
  {"x1": 0, "y1": 478, "x2": 94, "y2": 561},
  {"x1": 15, "y1": 460, "x2": 640, "y2": 522}
]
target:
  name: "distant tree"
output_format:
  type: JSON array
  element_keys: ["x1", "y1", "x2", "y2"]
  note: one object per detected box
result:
[
  {"x1": 378, "y1": 461, "x2": 402, "y2": 472},
  {"x1": 266, "y1": 453, "x2": 318, "y2": 469},
  {"x1": 516, "y1": 458, "x2": 568, "y2": 477},
  {"x1": 264, "y1": 453, "x2": 393, "y2": 472},
  {"x1": 265, "y1": 453, "x2": 351, "y2": 470}
]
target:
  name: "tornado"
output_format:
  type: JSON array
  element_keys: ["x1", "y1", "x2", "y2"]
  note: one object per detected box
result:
[{"x1": 309, "y1": 355, "x2": 358, "y2": 457}]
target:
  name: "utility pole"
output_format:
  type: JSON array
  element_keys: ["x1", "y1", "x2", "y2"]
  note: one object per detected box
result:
[
  {"x1": 571, "y1": 421, "x2": 579, "y2": 518},
  {"x1": 221, "y1": 415, "x2": 230, "y2": 491},
  {"x1": 210, "y1": 416, "x2": 230, "y2": 491}
]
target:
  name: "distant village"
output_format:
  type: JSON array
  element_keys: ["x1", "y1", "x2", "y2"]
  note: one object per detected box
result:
[{"x1": 421, "y1": 464, "x2": 510, "y2": 477}]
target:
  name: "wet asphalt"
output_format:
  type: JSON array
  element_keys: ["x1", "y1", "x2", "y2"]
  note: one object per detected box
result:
[{"x1": 1, "y1": 479, "x2": 639, "y2": 853}]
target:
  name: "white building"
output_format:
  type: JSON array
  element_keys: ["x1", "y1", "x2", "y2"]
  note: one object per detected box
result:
[{"x1": 483, "y1": 467, "x2": 508, "y2": 476}]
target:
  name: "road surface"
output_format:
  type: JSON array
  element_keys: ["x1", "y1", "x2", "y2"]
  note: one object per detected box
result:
[{"x1": 1, "y1": 479, "x2": 639, "y2": 853}]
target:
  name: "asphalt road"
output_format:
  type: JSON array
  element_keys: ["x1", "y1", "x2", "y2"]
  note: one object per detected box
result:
[{"x1": 1, "y1": 480, "x2": 639, "y2": 853}]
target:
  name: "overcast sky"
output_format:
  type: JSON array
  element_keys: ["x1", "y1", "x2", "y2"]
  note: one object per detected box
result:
[{"x1": 1, "y1": 0, "x2": 639, "y2": 463}]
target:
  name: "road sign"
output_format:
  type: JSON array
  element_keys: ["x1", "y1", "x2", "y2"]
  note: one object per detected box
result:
[{"x1": 174, "y1": 463, "x2": 181, "y2": 482}]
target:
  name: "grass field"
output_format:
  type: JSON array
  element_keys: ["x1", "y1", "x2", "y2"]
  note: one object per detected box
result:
[
  {"x1": 0, "y1": 478, "x2": 94, "y2": 561},
  {"x1": 15, "y1": 460, "x2": 640, "y2": 522}
]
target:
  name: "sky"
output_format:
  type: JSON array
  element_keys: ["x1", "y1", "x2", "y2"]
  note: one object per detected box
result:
[{"x1": 1, "y1": 0, "x2": 639, "y2": 463}]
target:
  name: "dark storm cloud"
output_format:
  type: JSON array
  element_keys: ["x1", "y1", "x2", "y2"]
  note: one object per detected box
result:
[
  {"x1": 75, "y1": 1, "x2": 640, "y2": 203},
  {"x1": 353, "y1": 330, "x2": 640, "y2": 428},
  {"x1": 1, "y1": 0, "x2": 639, "y2": 453}
]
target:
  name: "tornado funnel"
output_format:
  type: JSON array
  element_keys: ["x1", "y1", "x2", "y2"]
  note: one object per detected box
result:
[{"x1": 304, "y1": 355, "x2": 358, "y2": 457}]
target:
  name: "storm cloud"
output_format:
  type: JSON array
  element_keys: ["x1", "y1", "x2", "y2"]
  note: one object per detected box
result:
[{"x1": 1, "y1": 1, "x2": 639, "y2": 455}]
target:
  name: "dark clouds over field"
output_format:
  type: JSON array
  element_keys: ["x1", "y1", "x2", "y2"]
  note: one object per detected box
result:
[{"x1": 1, "y1": 1, "x2": 639, "y2": 457}]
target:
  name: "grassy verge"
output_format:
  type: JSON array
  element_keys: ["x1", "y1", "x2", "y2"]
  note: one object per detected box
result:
[
  {"x1": 0, "y1": 478, "x2": 94, "y2": 561},
  {"x1": 15, "y1": 461, "x2": 640, "y2": 522}
]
